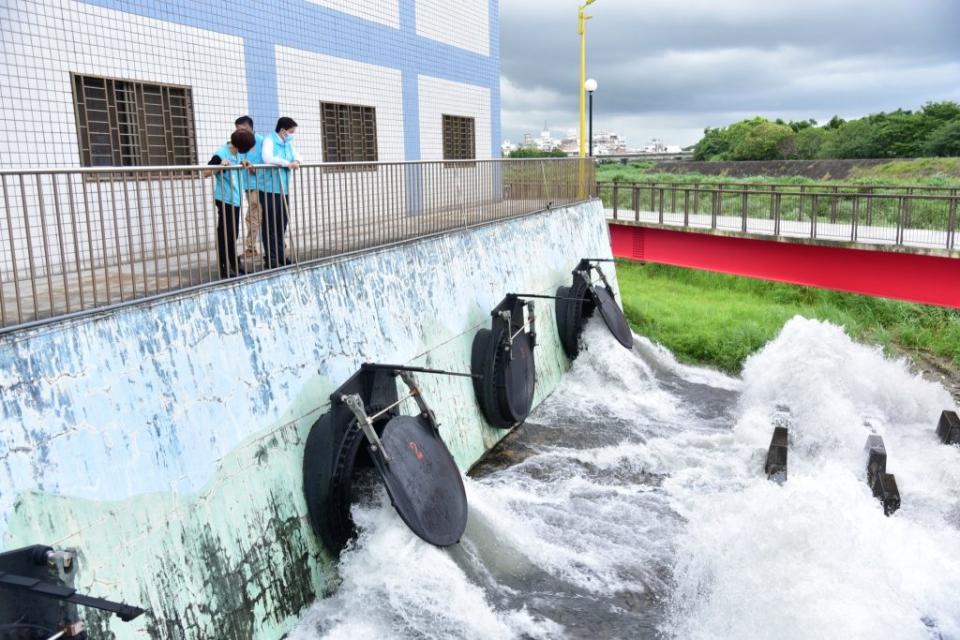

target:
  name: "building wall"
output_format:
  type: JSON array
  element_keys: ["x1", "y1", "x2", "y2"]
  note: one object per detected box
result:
[
  {"x1": 0, "y1": 0, "x2": 500, "y2": 166},
  {"x1": 417, "y1": 0, "x2": 490, "y2": 55},
  {"x1": 0, "y1": 200, "x2": 614, "y2": 639},
  {"x1": 0, "y1": 0, "x2": 501, "y2": 277}
]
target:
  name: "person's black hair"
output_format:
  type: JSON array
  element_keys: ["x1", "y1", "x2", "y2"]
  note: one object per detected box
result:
[
  {"x1": 235, "y1": 115, "x2": 254, "y2": 128},
  {"x1": 231, "y1": 129, "x2": 256, "y2": 153},
  {"x1": 276, "y1": 117, "x2": 298, "y2": 133}
]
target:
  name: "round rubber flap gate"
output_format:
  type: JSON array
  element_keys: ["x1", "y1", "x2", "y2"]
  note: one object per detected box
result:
[
  {"x1": 499, "y1": 330, "x2": 535, "y2": 422},
  {"x1": 374, "y1": 415, "x2": 468, "y2": 547},
  {"x1": 594, "y1": 286, "x2": 634, "y2": 349}
]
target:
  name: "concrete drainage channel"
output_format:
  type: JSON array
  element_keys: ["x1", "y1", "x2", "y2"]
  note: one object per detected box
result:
[{"x1": 0, "y1": 257, "x2": 636, "y2": 636}]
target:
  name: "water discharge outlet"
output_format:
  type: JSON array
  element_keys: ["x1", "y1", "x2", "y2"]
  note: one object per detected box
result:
[
  {"x1": 471, "y1": 294, "x2": 538, "y2": 428},
  {"x1": 0, "y1": 545, "x2": 144, "y2": 639},
  {"x1": 555, "y1": 259, "x2": 633, "y2": 359},
  {"x1": 303, "y1": 364, "x2": 469, "y2": 553}
]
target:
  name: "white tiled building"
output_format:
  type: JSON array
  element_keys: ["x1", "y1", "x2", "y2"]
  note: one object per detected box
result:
[
  {"x1": 0, "y1": 0, "x2": 500, "y2": 278},
  {"x1": 0, "y1": 0, "x2": 500, "y2": 167}
]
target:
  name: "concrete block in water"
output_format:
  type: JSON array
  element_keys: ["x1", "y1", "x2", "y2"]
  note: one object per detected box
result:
[
  {"x1": 764, "y1": 426, "x2": 788, "y2": 482},
  {"x1": 937, "y1": 410, "x2": 960, "y2": 445},
  {"x1": 872, "y1": 472, "x2": 901, "y2": 516},
  {"x1": 864, "y1": 435, "x2": 900, "y2": 516},
  {"x1": 864, "y1": 435, "x2": 887, "y2": 486}
]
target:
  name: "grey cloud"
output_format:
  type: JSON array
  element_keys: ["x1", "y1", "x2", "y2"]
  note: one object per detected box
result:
[{"x1": 499, "y1": 0, "x2": 960, "y2": 146}]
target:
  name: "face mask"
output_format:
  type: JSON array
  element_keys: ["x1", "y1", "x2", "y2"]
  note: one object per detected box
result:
[{"x1": 282, "y1": 131, "x2": 295, "y2": 143}]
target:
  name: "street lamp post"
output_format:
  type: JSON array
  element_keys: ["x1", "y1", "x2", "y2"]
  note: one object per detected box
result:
[
  {"x1": 578, "y1": 0, "x2": 597, "y2": 158},
  {"x1": 585, "y1": 78, "x2": 597, "y2": 157}
]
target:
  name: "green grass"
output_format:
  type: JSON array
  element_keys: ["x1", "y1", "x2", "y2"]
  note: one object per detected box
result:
[
  {"x1": 848, "y1": 158, "x2": 960, "y2": 181},
  {"x1": 596, "y1": 162, "x2": 960, "y2": 188},
  {"x1": 616, "y1": 260, "x2": 960, "y2": 374}
]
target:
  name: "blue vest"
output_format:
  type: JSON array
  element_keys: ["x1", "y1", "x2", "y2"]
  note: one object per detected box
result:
[
  {"x1": 244, "y1": 132, "x2": 265, "y2": 192},
  {"x1": 262, "y1": 132, "x2": 296, "y2": 194},
  {"x1": 212, "y1": 143, "x2": 245, "y2": 206}
]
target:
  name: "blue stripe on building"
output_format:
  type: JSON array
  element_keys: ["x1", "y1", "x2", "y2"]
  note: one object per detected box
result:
[{"x1": 81, "y1": 0, "x2": 500, "y2": 162}]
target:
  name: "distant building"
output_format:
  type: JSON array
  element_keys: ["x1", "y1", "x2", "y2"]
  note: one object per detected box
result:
[{"x1": 591, "y1": 131, "x2": 628, "y2": 156}]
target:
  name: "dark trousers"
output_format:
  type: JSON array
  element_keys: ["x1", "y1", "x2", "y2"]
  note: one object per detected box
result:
[
  {"x1": 215, "y1": 200, "x2": 241, "y2": 277},
  {"x1": 258, "y1": 190, "x2": 289, "y2": 268}
]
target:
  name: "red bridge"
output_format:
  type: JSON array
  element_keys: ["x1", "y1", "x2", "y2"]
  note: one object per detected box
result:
[{"x1": 602, "y1": 182, "x2": 959, "y2": 309}]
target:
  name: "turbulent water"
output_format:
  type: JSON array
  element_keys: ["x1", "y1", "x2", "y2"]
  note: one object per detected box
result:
[{"x1": 289, "y1": 317, "x2": 960, "y2": 640}]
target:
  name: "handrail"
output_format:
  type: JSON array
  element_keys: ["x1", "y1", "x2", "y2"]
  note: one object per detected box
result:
[
  {"x1": 597, "y1": 179, "x2": 959, "y2": 193},
  {"x1": 597, "y1": 180, "x2": 959, "y2": 253},
  {"x1": 0, "y1": 158, "x2": 596, "y2": 331},
  {"x1": 0, "y1": 157, "x2": 579, "y2": 176}
]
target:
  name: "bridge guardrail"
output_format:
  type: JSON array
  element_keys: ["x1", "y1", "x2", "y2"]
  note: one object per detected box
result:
[
  {"x1": 0, "y1": 158, "x2": 595, "y2": 331},
  {"x1": 599, "y1": 181, "x2": 958, "y2": 253}
]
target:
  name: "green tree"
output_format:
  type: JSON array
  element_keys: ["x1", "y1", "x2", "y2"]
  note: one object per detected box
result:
[
  {"x1": 508, "y1": 147, "x2": 567, "y2": 158},
  {"x1": 920, "y1": 101, "x2": 960, "y2": 122},
  {"x1": 825, "y1": 115, "x2": 846, "y2": 130},
  {"x1": 870, "y1": 110, "x2": 933, "y2": 157},
  {"x1": 795, "y1": 126, "x2": 833, "y2": 159},
  {"x1": 692, "y1": 127, "x2": 729, "y2": 160},
  {"x1": 820, "y1": 119, "x2": 882, "y2": 158},
  {"x1": 787, "y1": 118, "x2": 817, "y2": 133},
  {"x1": 924, "y1": 120, "x2": 960, "y2": 156},
  {"x1": 726, "y1": 118, "x2": 796, "y2": 161}
]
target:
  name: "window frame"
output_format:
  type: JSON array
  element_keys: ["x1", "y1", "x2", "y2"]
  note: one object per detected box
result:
[
  {"x1": 319, "y1": 100, "x2": 379, "y2": 171},
  {"x1": 71, "y1": 73, "x2": 198, "y2": 172},
  {"x1": 442, "y1": 114, "x2": 476, "y2": 163}
]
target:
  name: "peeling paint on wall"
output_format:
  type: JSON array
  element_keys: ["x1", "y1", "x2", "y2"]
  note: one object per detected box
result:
[{"x1": 0, "y1": 201, "x2": 613, "y2": 639}]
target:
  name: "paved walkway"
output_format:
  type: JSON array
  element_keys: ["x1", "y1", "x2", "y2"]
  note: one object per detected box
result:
[{"x1": 606, "y1": 209, "x2": 955, "y2": 252}]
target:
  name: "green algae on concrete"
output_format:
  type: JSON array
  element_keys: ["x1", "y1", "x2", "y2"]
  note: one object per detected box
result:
[{"x1": 0, "y1": 200, "x2": 614, "y2": 639}]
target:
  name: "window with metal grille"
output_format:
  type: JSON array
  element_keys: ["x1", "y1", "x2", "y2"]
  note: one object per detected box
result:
[
  {"x1": 320, "y1": 102, "x2": 378, "y2": 168},
  {"x1": 71, "y1": 74, "x2": 197, "y2": 168},
  {"x1": 442, "y1": 115, "x2": 475, "y2": 161}
]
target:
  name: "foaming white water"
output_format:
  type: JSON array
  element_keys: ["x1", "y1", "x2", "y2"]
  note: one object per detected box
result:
[
  {"x1": 665, "y1": 317, "x2": 960, "y2": 639},
  {"x1": 288, "y1": 486, "x2": 560, "y2": 640},
  {"x1": 293, "y1": 315, "x2": 960, "y2": 639}
]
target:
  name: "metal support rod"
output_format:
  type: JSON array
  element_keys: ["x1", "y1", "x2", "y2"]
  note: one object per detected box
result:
[
  {"x1": 341, "y1": 393, "x2": 391, "y2": 464},
  {"x1": 509, "y1": 293, "x2": 593, "y2": 301},
  {"x1": 362, "y1": 363, "x2": 480, "y2": 380},
  {"x1": 398, "y1": 371, "x2": 440, "y2": 432}
]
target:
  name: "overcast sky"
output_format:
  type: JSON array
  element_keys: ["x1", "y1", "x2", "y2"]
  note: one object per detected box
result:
[{"x1": 499, "y1": 0, "x2": 960, "y2": 148}]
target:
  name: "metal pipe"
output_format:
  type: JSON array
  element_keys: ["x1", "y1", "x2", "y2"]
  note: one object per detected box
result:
[{"x1": 361, "y1": 363, "x2": 480, "y2": 380}]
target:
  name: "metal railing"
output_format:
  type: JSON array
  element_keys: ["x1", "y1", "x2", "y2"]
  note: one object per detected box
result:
[
  {"x1": 602, "y1": 179, "x2": 959, "y2": 197},
  {"x1": 0, "y1": 158, "x2": 595, "y2": 330},
  {"x1": 599, "y1": 181, "x2": 959, "y2": 252}
]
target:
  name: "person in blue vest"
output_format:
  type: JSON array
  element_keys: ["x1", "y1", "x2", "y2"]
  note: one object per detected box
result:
[
  {"x1": 234, "y1": 115, "x2": 264, "y2": 259},
  {"x1": 205, "y1": 129, "x2": 256, "y2": 278},
  {"x1": 260, "y1": 116, "x2": 301, "y2": 269}
]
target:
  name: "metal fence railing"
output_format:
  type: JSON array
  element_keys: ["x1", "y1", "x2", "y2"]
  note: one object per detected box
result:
[
  {"x1": 601, "y1": 180, "x2": 959, "y2": 197},
  {"x1": 599, "y1": 181, "x2": 959, "y2": 252},
  {"x1": 0, "y1": 158, "x2": 595, "y2": 330}
]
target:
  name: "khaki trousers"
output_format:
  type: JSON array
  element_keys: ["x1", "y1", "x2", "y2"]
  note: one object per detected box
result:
[{"x1": 243, "y1": 190, "x2": 261, "y2": 254}]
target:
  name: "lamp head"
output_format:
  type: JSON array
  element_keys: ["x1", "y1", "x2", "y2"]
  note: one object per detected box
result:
[{"x1": 584, "y1": 78, "x2": 598, "y2": 93}]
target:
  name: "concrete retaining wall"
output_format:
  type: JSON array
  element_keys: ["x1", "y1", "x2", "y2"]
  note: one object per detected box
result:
[{"x1": 0, "y1": 199, "x2": 612, "y2": 639}]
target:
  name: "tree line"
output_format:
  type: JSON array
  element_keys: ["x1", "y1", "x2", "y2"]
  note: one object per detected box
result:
[{"x1": 693, "y1": 101, "x2": 960, "y2": 161}]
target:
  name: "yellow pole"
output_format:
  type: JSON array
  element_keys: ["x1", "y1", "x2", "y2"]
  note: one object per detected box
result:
[
  {"x1": 578, "y1": 0, "x2": 595, "y2": 158},
  {"x1": 577, "y1": 0, "x2": 596, "y2": 198}
]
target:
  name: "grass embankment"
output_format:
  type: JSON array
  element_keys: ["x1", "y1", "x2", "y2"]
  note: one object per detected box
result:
[
  {"x1": 596, "y1": 159, "x2": 960, "y2": 188},
  {"x1": 616, "y1": 260, "x2": 960, "y2": 374}
]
